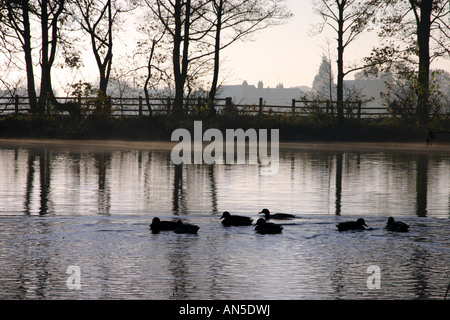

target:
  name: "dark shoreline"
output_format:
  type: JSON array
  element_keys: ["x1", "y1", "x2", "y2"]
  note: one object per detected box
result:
[{"x1": 1, "y1": 114, "x2": 449, "y2": 145}]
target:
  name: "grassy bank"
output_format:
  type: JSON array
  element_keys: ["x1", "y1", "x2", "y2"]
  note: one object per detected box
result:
[{"x1": 0, "y1": 113, "x2": 449, "y2": 143}]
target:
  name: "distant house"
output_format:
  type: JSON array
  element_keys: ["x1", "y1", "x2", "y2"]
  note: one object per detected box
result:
[{"x1": 217, "y1": 81, "x2": 310, "y2": 106}]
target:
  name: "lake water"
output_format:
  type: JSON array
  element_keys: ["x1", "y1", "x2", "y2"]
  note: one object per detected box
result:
[{"x1": 0, "y1": 140, "x2": 449, "y2": 300}]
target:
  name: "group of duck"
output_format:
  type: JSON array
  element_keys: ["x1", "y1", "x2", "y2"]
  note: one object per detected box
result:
[
  {"x1": 335, "y1": 217, "x2": 409, "y2": 232},
  {"x1": 149, "y1": 208, "x2": 410, "y2": 234}
]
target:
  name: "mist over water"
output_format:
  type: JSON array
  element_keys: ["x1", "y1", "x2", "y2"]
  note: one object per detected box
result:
[{"x1": 0, "y1": 141, "x2": 449, "y2": 299}]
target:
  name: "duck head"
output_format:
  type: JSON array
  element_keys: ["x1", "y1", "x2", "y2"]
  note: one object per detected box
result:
[
  {"x1": 259, "y1": 208, "x2": 270, "y2": 216},
  {"x1": 387, "y1": 217, "x2": 395, "y2": 224},
  {"x1": 220, "y1": 211, "x2": 231, "y2": 219},
  {"x1": 357, "y1": 218, "x2": 368, "y2": 227}
]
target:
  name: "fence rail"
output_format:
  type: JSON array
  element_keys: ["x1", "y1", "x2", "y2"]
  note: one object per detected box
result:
[{"x1": 0, "y1": 95, "x2": 446, "y2": 119}]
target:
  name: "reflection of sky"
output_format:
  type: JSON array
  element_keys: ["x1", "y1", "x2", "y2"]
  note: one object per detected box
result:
[
  {"x1": 0, "y1": 146, "x2": 449, "y2": 217},
  {"x1": 0, "y1": 145, "x2": 449, "y2": 299},
  {"x1": 1, "y1": 209, "x2": 449, "y2": 299}
]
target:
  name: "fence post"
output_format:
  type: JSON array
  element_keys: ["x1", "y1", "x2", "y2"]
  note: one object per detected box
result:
[
  {"x1": 106, "y1": 96, "x2": 112, "y2": 114},
  {"x1": 139, "y1": 96, "x2": 143, "y2": 117},
  {"x1": 167, "y1": 98, "x2": 171, "y2": 113},
  {"x1": 225, "y1": 97, "x2": 232, "y2": 108},
  {"x1": 77, "y1": 94, "x2": 82, "y2": 113},
  {"x1": 291, "y1": 99, "x2": 296, "y2": 115},
  {"x1": 15, "y1": 95, "x2": 19, "y2": 115},
  {"x1": 357, "y1": 101, "x2": 362, "y2": 119},
  {"x1": 259, "y1": 97, "x2": 263, "y2": 115}
]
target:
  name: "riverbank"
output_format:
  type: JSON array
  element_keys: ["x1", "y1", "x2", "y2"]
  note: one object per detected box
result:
[
  {"x1": 1, "y1": 113, "x2": 449, "y2": 143},
  {"x1": 1, "y1": 138, "x2": 449, "y2": 155}
]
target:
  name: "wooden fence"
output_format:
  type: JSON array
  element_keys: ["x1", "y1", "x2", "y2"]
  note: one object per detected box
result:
[{"x1": 0, "y1": 95, "x2": 425, "y2": 119}]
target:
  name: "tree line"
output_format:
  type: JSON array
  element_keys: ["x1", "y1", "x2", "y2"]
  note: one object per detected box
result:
[
  {"x1": 1, "y1": 0, "x2": 449, "y2": 128},
  {"x1": 0, "y1": 0, "x2": 291, "y2": 118},
  {"x1": 313, "y1": 0, "x2": 450, "y2": 128}
]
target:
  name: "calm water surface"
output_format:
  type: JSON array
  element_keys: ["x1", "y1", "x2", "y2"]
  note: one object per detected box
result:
[{"x1": 0, "y1": 141, "x2": 449, "y2": 299}]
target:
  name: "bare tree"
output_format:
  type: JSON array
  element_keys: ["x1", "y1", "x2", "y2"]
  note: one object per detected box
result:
[
  {"x1": 144, "y1": 0, "x2": 214, "y2": 117},
  {"x1": 207, "y1": 0, "x2": 292, "y2": 101},
  {"x1": 1, "y1": 0, "x2": 80, "y2": 114},
  {"x1": 37, "y1": 0, "x2": 67, "y2": 111},
  {"x1": 72, "y1": 0, "x2": 135, "y2": 96},
  {"x1": 1, "y1": 0, "x2": 38, "y2": 110},
  {"x1": 312, "y1": 0, "x2": 377, "y2": 125},
  {"x1": 142, "y1": 0, "x2": 290, "y2": 117},
  {"x1": 132, "y1": 18, "x2": 170, "y2": 115},
  {"x1": 366, "y1": 0, "x2": 450, "y2": 126}
]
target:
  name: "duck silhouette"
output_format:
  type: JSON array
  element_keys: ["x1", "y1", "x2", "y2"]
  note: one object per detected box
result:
[
  {"x1": 385, "y1": 217, "x2": 409, "y2": 232},
  {"x1": 255, "y1": 218, "x2": 283, "y2": 234},
  {"x1": 259, "y1": 208, "x2": 295, "y2": 220},
  {"x1": 174, "y1": 220, "x2": 199, "y2": 234},
  {"x1": 336, "y1": 218, "x2": 368, "y2": 231},
  {"x1": 220, "y1": 211, "x2": 253, "y2": 226},
  {"x1": 150, "y1": 217, "x2": 180, "y2": 233}
]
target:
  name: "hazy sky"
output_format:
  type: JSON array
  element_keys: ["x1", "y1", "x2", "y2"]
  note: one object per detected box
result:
[
  {"x1": 219, "y1": 0, "x2": 450, "y2": 89},
  {"x1": 220, "y1": 0, "x2": 372, "y2": 88},
  {"x1": 5, "y1": 0, "x2": 449, "y2": 93}
]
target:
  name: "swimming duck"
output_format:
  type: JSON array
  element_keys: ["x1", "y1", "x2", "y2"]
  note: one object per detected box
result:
[
  {"x1": 174, "y1": 220, "x2": 200, "y2": 234},
  {"x1": 255, "y1": 218, "x2": 283, "y2": 234},
  {"x1": 150, "y1": 217, "x2": 180, "y2": 233},
  {"x1": 220, "y1": 211, "x2": 253, "y2": 226},
  {"x1": 259, "y1": 208, "x2": 295, "y2": 220},
  {"x1": 336, "y1": 218, "x2": 368, "y2": 231},
  {"x1": 386, "y1": 217, "x2": 409, "y2": 232}
]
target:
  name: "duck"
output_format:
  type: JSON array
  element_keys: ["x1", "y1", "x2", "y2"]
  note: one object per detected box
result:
[
  {"x1": 385, "y1": 217, "x2": 409, "y2": 232},
  {"x1": 220, "y1": 211, "x2": 253, "y2": 226},
  {"x1": 254, "y1": 218, "x2": 283, "y2": 234},
  {"x1": 174, "y1": 220, "x2": 200, "y2": 234},
  {"x1": 336, "y1": 218, "x2": 368, "y2": 231},
  {"x1": 259, "y1": 208, "x2": 295, "y2": 220},
  {"x1": 150, "y1": 217, "x2": 181, "y2": 233}
]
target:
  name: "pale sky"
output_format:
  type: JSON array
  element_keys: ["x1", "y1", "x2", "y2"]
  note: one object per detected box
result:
[
  {"x1": 57, "y1": 0, "x2": 376, "y2": 92},
  {"x1": 220, "y1": 0, "x2": 373, "y2": 88},
  {"x1": 220, "y1": 0, "x2": 450, "y2": 89},
  {"x1": 4, "y1": 0, "x2": 449, "y2": 94}
]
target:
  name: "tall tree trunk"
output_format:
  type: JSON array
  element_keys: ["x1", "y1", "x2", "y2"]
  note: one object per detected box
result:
[
  {"x1": 143, "y1": 36, "x2": 160, "y2": 117},
  {"x1": 336, "y1": 0, "x2": 345, "y2": 126},
  {"x1": 172, "y1": 0, "x2": 183, "y2": 117},
  {"x1": 172, "y1": 0, "x2": 191, "y2": 118},
  {"x1": 21, "y1": 0, "x2": 37, "y2": 112},
  {"x1": 38, "y1": 0, "x2": 65, "y2": 111},
  {"x1": 209, "y1": 0, "x2": 223, "y2": 102},
  {"x1": 415, "y1": 0, "x2": 432, "y2": 127},
  {"x1": 98, "y1": 0, "x2": 113, "y2": 96},
  {"x1": 38, "y1": 0, "x2": 50, "y2": 111}
]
